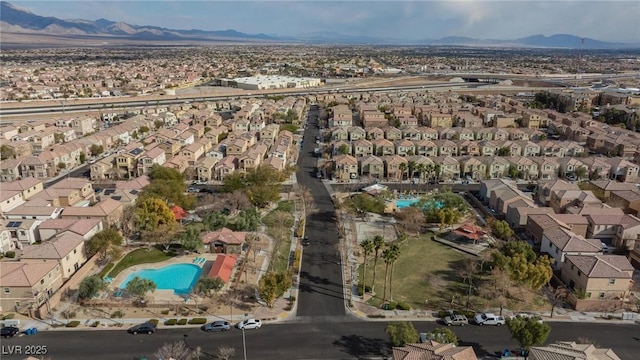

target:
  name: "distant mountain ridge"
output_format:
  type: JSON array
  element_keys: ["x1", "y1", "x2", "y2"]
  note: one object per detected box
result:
[{"x1": 1, "y1": 1, "x2": 637, "y2": 48}]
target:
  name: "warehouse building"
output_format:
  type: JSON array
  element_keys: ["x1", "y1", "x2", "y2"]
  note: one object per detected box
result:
[{"x1": 222, "y1": 75, "x2": 323, "y2": 90}]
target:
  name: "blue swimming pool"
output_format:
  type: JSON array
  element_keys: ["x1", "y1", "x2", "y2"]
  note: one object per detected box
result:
[
  {"x1": 396, "y1": 198, "x2": 444, "y2": 209},
  {"x1": 121, "y1": 263, "x2": 202, "y2": 295}
]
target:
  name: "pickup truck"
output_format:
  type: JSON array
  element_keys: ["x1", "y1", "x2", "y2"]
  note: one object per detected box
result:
[{"x1": 474, "y1": 313, "x2": 505, "y2": 326}]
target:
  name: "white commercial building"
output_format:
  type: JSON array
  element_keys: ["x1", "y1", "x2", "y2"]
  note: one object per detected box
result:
[{"x1": 225, "y1": 75, "x2": 323, "y2": 90}]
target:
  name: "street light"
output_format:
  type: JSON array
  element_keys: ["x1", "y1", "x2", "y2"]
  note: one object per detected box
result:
[{"x1": 242, "y1": 327, "x2": 247, "y2": 360}]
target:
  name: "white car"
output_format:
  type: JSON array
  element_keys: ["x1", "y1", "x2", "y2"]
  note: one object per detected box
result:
[{"x1": 236, "y1": 318, "x2": 262, "y2": 330}]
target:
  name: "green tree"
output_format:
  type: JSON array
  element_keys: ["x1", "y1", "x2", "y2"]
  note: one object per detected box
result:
[
  {"x1": 360, "y1": 238, "x2": 375, "y2": 297},
  {"x1": 426, "y1": 327, "x2": 459, "y2": 345},
  {"x1": 508, "y1": 165, "x2": 520, "y2": 179},
  {"x1": 258, "y1": 271, "x2": 292, "y2": 307},
  {"x1": 89, "y1": 144, "x2": 104, "y2": 157},
  {"x1": 134, "y1": 197, "x2": 177, "y2": 249},
  {"x1": 139, "y1": 125, "x2": 150, "y2": 134},
  {"x1": 385, "y1": 321, "x2": 420, "y2": 346},
  {"x1": 574, "y1": 166, "x2": 588, "y2": 180},
  {"x1": 491, "y1": 220, "x2": 514, "y2": 241},
  {"x1": 337, "y1": 144, "x2": 350, "y2": 155},
  {"x1": 371, "y1": 235, "x2": 385, "y2": 294},
  {"x1": 0, "y1": 144, "x2": 15, "y2": 160},
  {"x1": 78, "y1": 275, "x2": 107, "y2": 299},
  {"x1": 232, "y1": 207, "x2": 260, "y2": 231},
  {"x1": 142, "y1": 165, "x2": 195, "y2": 209},
  {"x1": 57, "y1": 162, "x2": 66, "y2": 169},
  {"x1": 79, "y1": 152, "x2": 86, "y2": 164},
  {"x1": 125, "y1": 276, "x2": 156, "y2": 299},
  {"x1": 382, "y1": 243, "x2": 400, "y2": 302},
  {"x1": 179, "y1": 227, "x2": 202, "y2": 252},
  {"x1": 204, "y1": 211, "x2": 228, "y2": 231},
  {"x1": 498, "y1": 147, "x2": 511, "y2": 156},
  {"x1": 195, "y1": 277, "x2": 224, "y2": 296},
  {"x1": 506, "y1": 316, "x2": 551, "y2": 353},
  {"x1": 87, "y1": 228, "x2": 123, "y2": 262}
]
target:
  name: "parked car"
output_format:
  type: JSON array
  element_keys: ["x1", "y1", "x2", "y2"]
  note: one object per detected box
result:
[
  {"x1": 236, "y1": 318, "x2": 262, "y2": 330},
  {"x1": 474, "y1": 313, "x2": 505, "y2": 326},
  {"x1": 1, "y1": 326, "x2": 20, "y2": 338},
  {"x1": 202, "y1": 321, "x2": 231, "y2": 332},
  {"x1": 127, "y1": 322, "x2": 157, "y2": 335},
  {"x1": 443, "y1": 314, "x2": 468, "y2": 326},
  {"x1": 302, "y1": 237, "x2": 311, "y2": 246}
]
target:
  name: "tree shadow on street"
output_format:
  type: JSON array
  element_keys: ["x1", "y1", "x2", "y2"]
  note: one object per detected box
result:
[{"x1": 332, "y1": 334, "x2": 391, "y2": 358}]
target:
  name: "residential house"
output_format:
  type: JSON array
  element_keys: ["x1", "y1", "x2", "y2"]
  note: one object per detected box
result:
[
  {"x1": 0, "y1": 159, "x2": 22, "y2": 182},
  {"x1": 459, "y1": 157, "x2": 487, "y2": 181},
  {"x1": 614, "y1": 214, "x2": 640, "y2": 249},
  {"x1": 372, "y1": 138, "x2": 395, "y2": 157},
  {"x1": 528, "y1": 341, "x2": 622, "y2": 360},
  {"x1": 21, "y1": 232, "x2": 87, "y2": 279},
  {"x1": 561, "y1": 254, "x2": 633, "y2": 300},
  {"x1": 434, "y1": 156, "x2": 460, "y2": 181},
  {"x1": 1, "y1": 178, "x2": 44, "y2": 200},
  {"x1": 353, "y1": 139, "x2": 374, "y2": 157},
  {"x1": 196, "y1": 157, "x2": 220, "y2": 182},
  {"x1": 0, "y1": 261, "x2": 63, "y2": 317},
  {"x1": 333, "y1": 154, "x2": 359, "y2": 181},
  {"x1": 137, "y1": 147, "x2": 167, "y2": 176},
  {"x1": 59, "y1": 198, "x2": 123, "y2": 228},
  {"x1": 392, "y1": 341, "x2": 477, "y2": 360},
  {"x1": 540, "y1": 227, "x2": 602, "y2": 271},
  {"x1": 506, "y1": 205, "x2": 554, "y2": 229},
  {"x1": 359, "y1": 155, "x2": 385, "y2": 179},
  {"x1": 383, "y1": 155, "x2": 408, "y2": 181},
  {"x1": 536, "y1": 179, "x2": 580, "y2": 206},
  {"x1": 585, "y1": 214, "x2": 625, "y2": 243},
  {"x1": 37, "y1": 218, "x2": 103, "y2": 242}
]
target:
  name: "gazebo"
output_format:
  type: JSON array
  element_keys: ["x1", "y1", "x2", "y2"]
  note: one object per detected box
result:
[{"x1": 453, "y1": 224, "x2": 486, "y2": 243}]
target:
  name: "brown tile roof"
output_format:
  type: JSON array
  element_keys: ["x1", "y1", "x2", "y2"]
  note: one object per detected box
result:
[
  {"x1": 393, "y1": 341, "x2": 478, "y2": 360},
  {"x1": 21, "y1": 232, "x2": 84, "y2": 260},
  {"x1": 0, "y1": 261, "x2": 58, "y2": 287},
  {"x1": 529, "y1": 341, "x2": 621, "y2": 360},
  {"x1": 543, "y1": 227, "x2": 601, "y2": 252},
  {"x1": 565, "y1": 255, "x2": 633, "y2": 279},
  {"x1": 202, "y1": 227, "x2": 246, "y2": 245}
]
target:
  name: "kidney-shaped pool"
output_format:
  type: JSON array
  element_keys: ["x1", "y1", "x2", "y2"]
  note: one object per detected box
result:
[{"x1": 121, "y1": 263, "x2": 202, "y2": 295}]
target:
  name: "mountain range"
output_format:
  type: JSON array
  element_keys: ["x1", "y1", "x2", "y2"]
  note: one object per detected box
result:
[{"x1": 1, "y1": 1, "x2": 637, "y2": 49}]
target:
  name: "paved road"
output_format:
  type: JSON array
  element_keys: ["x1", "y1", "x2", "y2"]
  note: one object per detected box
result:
[
  {"x1": 2, "y1": 321, "x2": 638, "y2": 360},
  {"x1": 295, "y1": 106, "x2": 346, "y2": 319}
]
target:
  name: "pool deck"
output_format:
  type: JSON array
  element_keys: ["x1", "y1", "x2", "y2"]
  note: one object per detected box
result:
[{"x1": 112, "y1": 253, "x2": 219, "y2": 303}]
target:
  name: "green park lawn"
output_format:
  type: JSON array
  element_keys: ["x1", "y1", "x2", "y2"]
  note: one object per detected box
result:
[
  {"x1": 360, "y1": 233, "x2": 470, "y2": 310},
  {"x1": 262, "y1": 201, "x2": 295, "y2": 273},
  {"x1": 108, "y1": 247, "x2": 175, "y2": 277}
]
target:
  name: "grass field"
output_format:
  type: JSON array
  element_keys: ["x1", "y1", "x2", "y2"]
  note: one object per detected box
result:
[
  {"x1": 360, "y1": 232, "x2": 551, "y2": 312},
  {"x1": 360, "y1": 233, "x2": 469, "y2": 309},
  {"x1": 262, "y1": 201, "x2": 295, "y2": 273},
  {"x1": 108, "y1": 247, "x2": 175, "y2": 277}
]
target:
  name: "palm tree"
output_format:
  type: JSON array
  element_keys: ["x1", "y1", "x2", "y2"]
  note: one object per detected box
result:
[
  {"x1": 371, "y1": 235, "x2": 385, "y2": 294},
  {"x1": 398, "y1": 162, "x2": 407, "y2": 183},
  {"x1": 382, "y1": 243, "x2": 400, "y2": 302},
  {"x1": 360, "y1": 238, "x2": 375, "y2": 298},
  {"x1": 386, "y1": 243, "x2": 401, "y2": 302}
]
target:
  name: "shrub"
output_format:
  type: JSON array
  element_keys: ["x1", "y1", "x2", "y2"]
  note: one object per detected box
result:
[
  {"x1": 99, "y1": 263, "x2": 115, "y2": 278},
  {"x1": 164, "y1": 319, "x2": 177, "y2": 326},
  {"x1": 5, "y1": 251, "x2": 15, "y2": 258},
  {"x1": 160, "y1": 310, "x2": 170, "y2": 315},
  {"x1": 289, "y1": 295, "x2": 296, "y2": 302},
  {"x1": 110, "y1": 310, "x2": 124, "y2": 319},
  {"x1": 2, "y1": 313, "x2": 15, "y2": 320},
  {"x1": 92, "y1": 321, "x2": 100, "y2": 327},
  {"x1": 199, "y1": 305, "x2": 208, "y2": 312},
  {"x1": 385, "y1": 302, "x2": 397, "y2": 310},
  {"x1": 368, "y1": 314, "x2": 386, "y2": 319},
  {"x1": 148, "y1": 319, "x2": 159, "y2": 325},
  {"x1": 177, "y1": 319, "x2": 188, "y2": 325},
  {"x1": 188, "y1": 318, "x2": 207, "y2": 325},
  {"x1": 397, "y1": 302, "x2": 411, "y2": 311},
  {"x1": 66, "y1": 321, "x2": 81, "y2": 327},
  {"x1": 357, "y1": 284, "x2": 372, "y2": 296}
]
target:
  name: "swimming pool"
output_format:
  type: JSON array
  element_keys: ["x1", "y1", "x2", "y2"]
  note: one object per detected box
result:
[
  {"x1": 121, "y1": 263, "x2": 202, "y2": 295},
  {"x1": 396, "y1": 198, "x2": 444, "y2": 209}
]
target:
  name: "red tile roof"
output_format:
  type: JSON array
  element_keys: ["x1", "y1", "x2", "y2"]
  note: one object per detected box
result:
[
  {"x1": 208, "y1": 254, "x2": 237, "y2": 283},
  {"x1": 171, "y1": 205, "x2": 189, "y2": 221}
]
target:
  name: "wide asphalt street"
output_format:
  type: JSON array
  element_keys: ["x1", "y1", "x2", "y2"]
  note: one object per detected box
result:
[
  {"x1": 3, "y1": 321, "x2": 638, "y2": 360},
  {"x1": 295, "y1": 106, "x2": 346, "y2": 320}
]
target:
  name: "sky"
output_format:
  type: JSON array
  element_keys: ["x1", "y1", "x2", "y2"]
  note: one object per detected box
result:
[{"x1": 9, "y1": 0, "x2": 640, "y2": 42}]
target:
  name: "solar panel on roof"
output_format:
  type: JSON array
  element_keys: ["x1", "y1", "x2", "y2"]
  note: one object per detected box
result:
[
  {"x1": 111, "y1": 196, "x2": 122, "y2": 200},
  {"x1": 129, "y1": 148, "x2": 143, "y2": 156},
  {"x1": 104, "y1": 189, "x2": 115, "y2": 195},
  {"x1": 7, "y1": 221, "x2": 22, "y2": 227},
  {"x1": 129, "y1": 190, "x2": 139, "y2": 195}
]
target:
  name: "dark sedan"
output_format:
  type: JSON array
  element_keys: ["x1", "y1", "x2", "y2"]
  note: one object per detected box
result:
[
  {"x1": 1, "y1": 326, "x2": 20, "y2": 338},
  {"x1": 127, "y1": 322, "x2": 157, "y2": 335}
]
